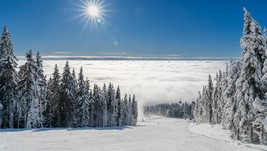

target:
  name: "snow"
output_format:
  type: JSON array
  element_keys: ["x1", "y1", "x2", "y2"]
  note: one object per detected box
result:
[
  {"x1": 188, "y1": 122, "x2": 232, "y2": 141},
  {"x1": 0, "y1": 116, "x2": 263, "y2": 151},
  {"x1": 188, "y1": 122, "x2": 267, "y2": 151}
]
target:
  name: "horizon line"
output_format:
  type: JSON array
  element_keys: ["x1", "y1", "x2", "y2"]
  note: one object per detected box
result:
[{"x1": 16, "y1": 55, "x2": 240, "y2": 61}]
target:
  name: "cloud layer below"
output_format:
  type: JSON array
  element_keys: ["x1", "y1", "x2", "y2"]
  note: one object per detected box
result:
[{"x1": 18, "y1": 60, "x2": 226, "y2": 113}]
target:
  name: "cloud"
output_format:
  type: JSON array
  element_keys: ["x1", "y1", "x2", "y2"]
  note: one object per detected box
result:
[
  {"x1": 166, "y1": 54, "x2": 180, "y2": 57},
  {"x1": 102, "y1": 52, "x2": 127, "y2": 55},
  {"x1": 52, "y1": 51, "x2": 74, "y2": 54},
  {"x1": 18, "y1": 60, "x2": 226, "y2": 116}
]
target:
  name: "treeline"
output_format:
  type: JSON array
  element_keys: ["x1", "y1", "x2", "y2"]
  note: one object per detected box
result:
[
  {"x1": 193, "y1": 8, "x2": 267, "y2": 145},
  {"x1": 144, "y1": 102, "x2": 194, "y2": 119},
  {"x1": 0, "y1": 26, "x2": 138, "y2": 129}
]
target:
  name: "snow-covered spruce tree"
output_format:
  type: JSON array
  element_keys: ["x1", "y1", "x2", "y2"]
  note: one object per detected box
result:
[
  {"x1": 17, "y1": 50, "x2": 42, "y2": 128},
  {"x1": 211, "y1": 71, "x2": 221, "y2": 124},
  {"x1": 193, "y1": 93, "x2": 199, "y2": 122},
  {"x1": 207, "y1": 75, "x2": 213, "y2": 124},
  {"x1": 199, "y1": 88, "x2": 206, "y2": 123},
  {"x1": 88, "y1": 85, "x2": 95, "y2": 127},
  {"x1": 93, "y1": 84, "x2": 102, "y2": 127},
  {"x1": 190, "y1": 101, "x2": 196, "y2": 119},
  {"x1": 0, "y1": 103, "x2": 2, "y2": 127},
  {"x1": 35, "y1": 51, "x2": 47, "y2": 128},
  {"x1": 127, "y1": 95, "x2": 133, "y2": 125},
  {"x1": 198, "y1": 89, "x2": 205, "y2": 123},
  {"x1": 132, "y1": 94, "x2": 138, "y2": 126},
  {"x1": 253, "y1": 23, "x2": 267, "y2": 145},
  {"x1": 221, "y1": 61, "x2": 241, "y2": 131},
  {"x1": 107, "y1": 83, "x2": 116, "y2": 126},
  {"x1": 43, "y1": 77, "x2": 53, "y2": 127},
  {"x1": 72, "y1": 69, "x2": 78, "y2": 96},
  {"x1": 60, "y1": 61, "x2": 77, "y2": 127},
  {"x1": 233, "y1": 8, "x2": 266, "y2": 143},
  {"x1": 194, "y1": 92, "x2": 202, "y2": 123},
  {"x1": 46, "y1": 64, "x2": 61, "y2": 127},
  {"x1": 218, "y1": 70, "x2": 228, "y2": 125},
  {"x1": 71, "y1": 68, "x2": 78, "y2": 127},
  {"x1": 201, "y1": 75, "x2": 213, "y2": 124},
  {"x1": 111, "y1": 85, "x2": 119, "y2": 126},
  {"x1": 76, "y1": 67, "x2": 90, "y2": 127},
  {"x1": 116, "y1": 86, "x2": 123, "y2": 126},
  {"x1": 102, "y1": 84, "x2": 108, "y2": 127},
  {"x1": 98, "y1": 84, "x2": 110, "y2": 127},
  {"x1": 0, "y1": 26, "x2": 19, "y2": 128},
  {"x1": 122, "y1": 94, "x2": 128, "y2": 125}
]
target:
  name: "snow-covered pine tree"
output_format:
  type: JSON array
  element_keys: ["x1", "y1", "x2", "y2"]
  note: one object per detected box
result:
[
  {"x1": 233, "y1": 8, "x2": 266, "y2": 143},
  {"x1": 43, "y1": 77, "x2": 53, "y2": 127},
  {"x1": 116, "y1": 86, "x2": 123, "y2": 126},
  {"x1": 0, "y1": 26, "x2": 19, "y2": 128},
  {"x1": 107, "y1": 83, "x2": 116, "y2": 126},
  {"x1": 253, "y1": 23, "x2": 267, "y2": 145},
  {"x1": 221, "y1": 61, "x2": 240, "y2": 131},
  {"x1": 102, "y1": 84, "x2": 108, "y2": 127},
  {"x1": 60, "y1": 61, "x2": 76, "y2": 127},
  {"x1": 202, "y1": 75, "x2": 213, "y2": 124},
  {"x1": 132, "y1": 94, "x2": 138, "y2": 126},
  {"x1": 190, "y1": 101, "x2": 196, "y2": 119},
  {"x1": 193, "y1": 93, "x2": 199, "y2": 123},
  {"x1": 218, "y1": 69, "x2": 228, "y2": 125},
  {"x1": 195, "y1": 92, "x2": 203, "y2": 123},
  {"x1": 72, "y1": 69, "x2": 78, "y2": 93},
  {"x1": 0, "y1": 103, "x2": 3, "y2": 127},
  {"x1": 212, "y1": 72, "x2": 220, "y2": 124},
  {"x1": 17, "y1": 50, "x2": 42, "y2": 128},
  {"x1": 101, "y1": 92, "x2": 108, "y2": 127},
  {"x1": 93, "y1": 84, "x2": 102, "y2": 127},
  {"x1": 89, "y1": 88, "x2": 95, "y2": 127},
  {"x1": 46, "y1": 64, "x2": 61, "y2": 127},
  {"x1": 71, "y1": 68, "x2": 78, "y2": 127},
  {"x1": 76, "y1": 67, "x2": 90, "y2": 127},
  {"x1": 122, "y1": 94, "x2": 128, "y2": 125},
  {"x1": 35, "y1": 51, "x2": 47, "y2": 128},
  {"x1": 127, "y1": 95, "x2": 133, "y2": 125}
]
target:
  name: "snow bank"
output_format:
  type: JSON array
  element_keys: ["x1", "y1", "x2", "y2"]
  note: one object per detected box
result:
[
  {"x1": 188, "y1": 122, "x2": 267, "y2": 150},
  {"x1": 188, "y1": 122, "x2": 232, "y2": 142}
]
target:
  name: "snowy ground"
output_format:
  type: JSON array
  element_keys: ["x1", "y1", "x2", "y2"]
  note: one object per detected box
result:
[
  {"x1": 0, "y1": 116, "x2": 264, "y2": 151},
  {"x1": 188, "y1": 123, "x2": 267, "y2": 151}
]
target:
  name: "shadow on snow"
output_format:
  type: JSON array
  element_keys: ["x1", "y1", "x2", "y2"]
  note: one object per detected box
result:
[{"x1": 0, "y1": 125, "x2": 145, "y2": 133}]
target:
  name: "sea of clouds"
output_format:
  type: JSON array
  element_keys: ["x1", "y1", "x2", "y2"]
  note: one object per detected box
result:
[{"x1": 18, "y1": 59, "x2": 227, "y2": 114}]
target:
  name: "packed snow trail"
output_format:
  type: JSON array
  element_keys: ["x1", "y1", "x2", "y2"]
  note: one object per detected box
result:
[{"x1": 0, "y1": 116, "x2": 263, "y2": 151}]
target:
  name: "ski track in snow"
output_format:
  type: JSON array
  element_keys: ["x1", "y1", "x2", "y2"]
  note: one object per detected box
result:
[{"x1": 0, "y1": 116, "x2": 263, "y2": 151}]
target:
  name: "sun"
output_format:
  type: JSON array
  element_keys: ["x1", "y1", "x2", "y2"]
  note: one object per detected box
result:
[
  {"x1": 74, "y1": 0, "x2": 110, "y2": 31},
  {"x1": 87, "y1": 5, "x2": 99, "y2": 17},
  {"x1": 79, "y1": 0, "x2": 106, "y2": 26}
]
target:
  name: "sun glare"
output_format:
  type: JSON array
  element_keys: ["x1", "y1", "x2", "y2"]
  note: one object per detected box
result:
[
  {"x1": 77, "y1": 0, "x2": 107, "y2": 28},
  {"x1": 74, "y1": 0, "x2": 110, "y2": 32},
  {"x1": 87, "y1": 5, "x2": 99, "y2": 17}
]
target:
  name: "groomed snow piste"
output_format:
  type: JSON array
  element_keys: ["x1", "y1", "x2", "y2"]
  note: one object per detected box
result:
[{"x1": 0, "y1": 116, "x2": 265, "y2": 151}]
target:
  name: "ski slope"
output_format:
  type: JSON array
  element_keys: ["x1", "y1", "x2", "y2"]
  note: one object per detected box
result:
[{"x1": 0, "y1": 116, "x2": 264, "y2": 151}]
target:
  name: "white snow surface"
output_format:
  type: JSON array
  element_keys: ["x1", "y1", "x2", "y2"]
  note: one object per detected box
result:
[
  {"x1": 188, "y1": 122, "x2": 267, "y2": 151},
  {"x1": 188, "y1": 123, "x2": 232, "y2": 141},
  {"x1": 0, "y1": 116, "x2": 264, "y2": 151}
]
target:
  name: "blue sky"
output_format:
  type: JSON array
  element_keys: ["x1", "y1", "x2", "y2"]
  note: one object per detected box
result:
[{"x1": 0, "y1": 0, "x2": 267, "y2": 57}]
